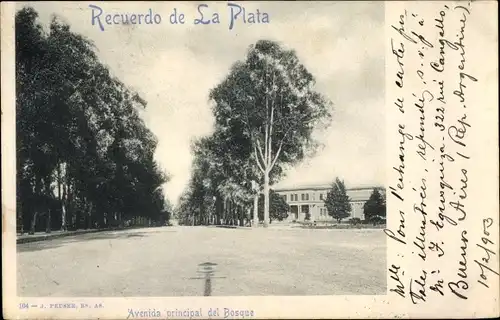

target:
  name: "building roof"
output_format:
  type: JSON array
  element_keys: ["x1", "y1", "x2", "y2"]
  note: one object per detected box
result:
[
  {"x1": 274, "y1": 184, "x2": 384, "y2": 202},
  {"x1": 274, "y1": 184, "x2": 329, "y2": 191},
  {"x1": 274, "y1": 184, "x2": 383, "y2": 192}
]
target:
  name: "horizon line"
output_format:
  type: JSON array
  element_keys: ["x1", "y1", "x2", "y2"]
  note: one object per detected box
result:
[{"x1": 273, "y1": 183, "x2": 385, "y2": 192}]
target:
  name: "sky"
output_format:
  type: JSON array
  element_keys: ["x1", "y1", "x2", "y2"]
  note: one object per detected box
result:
[{"x1": 20, "y1": 1, "x2": 385, "y2": 206}]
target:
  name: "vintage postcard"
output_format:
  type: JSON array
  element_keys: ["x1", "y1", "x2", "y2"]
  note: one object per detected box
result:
[{"x1": 1, "y1": 1, "x2": 498, "y2": 319}]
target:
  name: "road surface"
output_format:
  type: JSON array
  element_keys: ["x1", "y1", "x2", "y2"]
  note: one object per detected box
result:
[{"x1": 17, "y1": 226, "x2": 386, "y2": 296}]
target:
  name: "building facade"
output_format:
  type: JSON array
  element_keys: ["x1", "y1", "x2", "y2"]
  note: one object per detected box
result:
[{"x1": 274, "y1": 184, "x2": 381, "y2": 222}]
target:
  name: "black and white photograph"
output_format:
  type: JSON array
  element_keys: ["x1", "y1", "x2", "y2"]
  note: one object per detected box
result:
[
  {"x1": 5, "y1": 1, "x2": 498, "y2": 319},
  {"x1": 13, "y1": 1, "x2": 386, "y2": 298}
]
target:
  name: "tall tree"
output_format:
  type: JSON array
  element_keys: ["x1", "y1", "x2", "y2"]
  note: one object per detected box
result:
[
  {"x1": 363, "y1": 188, "x2": 386, "y2": 222},
  {"x1": 16, "y1": 7, "x2": 169, "y2": 234},
  {"x1": 210, "y1": 40, "x2": 332, "y2": 227},
  {"x1": 324, "y1": 178, "x2": 352, "y2": 223},
  {"x1": 183, "y1": 134, "x2": 256, "y2": 227}
]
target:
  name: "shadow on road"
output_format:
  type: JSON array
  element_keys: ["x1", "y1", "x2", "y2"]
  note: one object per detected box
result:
[{"x1": 17, "y1": 230, "x2": 156, "y2": 253}]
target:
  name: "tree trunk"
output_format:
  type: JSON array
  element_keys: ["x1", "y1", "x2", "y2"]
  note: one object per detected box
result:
[
  {"x1": 229, "y1": 200, "x2": 233, "y2": 225},
  {"x1": 226, "y1": 199, "x2": 230, "y2": 225},
  {"x1": 238, "y1": 205, "x2": 244, "y2": 226},
  {"x1": 263, "y1": 171, "x2": 270, "y2": 228},
  {"x1": 30, "y1": 211, "x2": 38, "y2": 235},
  {"x1": 234, "y1": 202, "x2": 238, "y2": 226},
  {"x1": 87, "y1": 201, "x2": 93, "y2": 229},
  {"x1": 216, "y1": 196, "x2": 221, "y2": 225},
  {"x1": 233, "y1": 203, "x2": 237, "y2": 226},
  {"x1": 221, "y1": 199, "x2": 225, "y2": 225},
  {"x1": 253, "y1": 194, "x2": 259, "y2": 227},
  {"x1": 229, "y1": 201, "x2": 232, "y2": 225},
  {"x1": 46, "y1": 209, "x2": 51, "y2": 233},
  {"x1": 44, "y1": 178, "x2": 52, "y2": 233},
  {"x1": 67, "y1": 178, "x2": 74, "y2": 230},
  {"x1": 224, "y1": 199, "x2": 228, "y2": 225},
  {"x1": 30, "y1": 178, "x2": 41, "y2": 234},
  {"x1": 61, "y1": 170, "x2": 67, "y2": 231},
  {"x1": 118, "y1": 212, "x2": 123, "y2": 228},
  {"x1": 82, "y1": 197, "x2": 88, "y2": 230},
  {"x1": 76, "y1": 208, "x2": 82, "y2": 230},
  {"x1": 57, "y1": 164, "x2": 63, "y2": 231},
  {"x1": 200, "y1": 198, "x2": 206, "y2": 226}
]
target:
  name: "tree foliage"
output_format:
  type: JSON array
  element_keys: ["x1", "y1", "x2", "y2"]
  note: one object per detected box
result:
[
  {"x1": 258, "y1": 190, "x2": 290, "y2": 223},
  {"x1": 16, "y1": 7, "x2": 169, "y2": 234},
  {"x1": 208, "y1": 40, "x2": 332, "y2": 227},
  {"x1": 176, "y1": 40, "x2": 331, "y2": 228},
  {"x1": 324, "y1": 178, "x2": 352, "y2": 223},
  {"x1": 176, "y1": 133, "x2": 255, "y2": 227},
  {"x1": 363, "y1": 188, "x2": 386, "y2": 222}
]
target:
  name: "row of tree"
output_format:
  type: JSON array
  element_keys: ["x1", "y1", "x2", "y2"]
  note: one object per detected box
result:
[
  {"x1": 16, "y1": 7, "x2": 170, "y2": 234},
  {"x1": 324, "y1": 178, "x2": 386, "y2": 223},
  {"x1": 176, "y1": 40, "x2": 332, "y2": 227}
]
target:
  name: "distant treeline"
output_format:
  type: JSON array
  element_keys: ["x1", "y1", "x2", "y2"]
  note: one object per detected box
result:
[{"x1": 16, "y1": 7, "x2": 170, "y2": 234}]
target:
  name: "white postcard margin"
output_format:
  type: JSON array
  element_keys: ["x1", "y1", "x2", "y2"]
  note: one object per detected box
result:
[
  {"x1": 385, "y1": 0, "x2": 498, "y2": 318},
  {"x1": 2, "y1": 1, "x2": 499, "y2": 319}
]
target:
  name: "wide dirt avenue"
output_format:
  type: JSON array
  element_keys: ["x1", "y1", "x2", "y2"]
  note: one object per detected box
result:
[{"x1": 17, "y1": 226, "x2": 386, "y2": 296}]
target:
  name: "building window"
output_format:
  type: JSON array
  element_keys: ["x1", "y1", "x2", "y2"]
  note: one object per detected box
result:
[
  {"x1": 320, "y1": 193, "x2": 324, "y2": 200},
  {"x1": 283, "y1": 194, "x2": 287, "y2": 202}
]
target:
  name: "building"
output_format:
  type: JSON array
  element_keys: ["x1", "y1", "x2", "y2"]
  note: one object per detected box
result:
[{"x1": 274, "y1": 184, "x2": 382, "y2": 222}]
